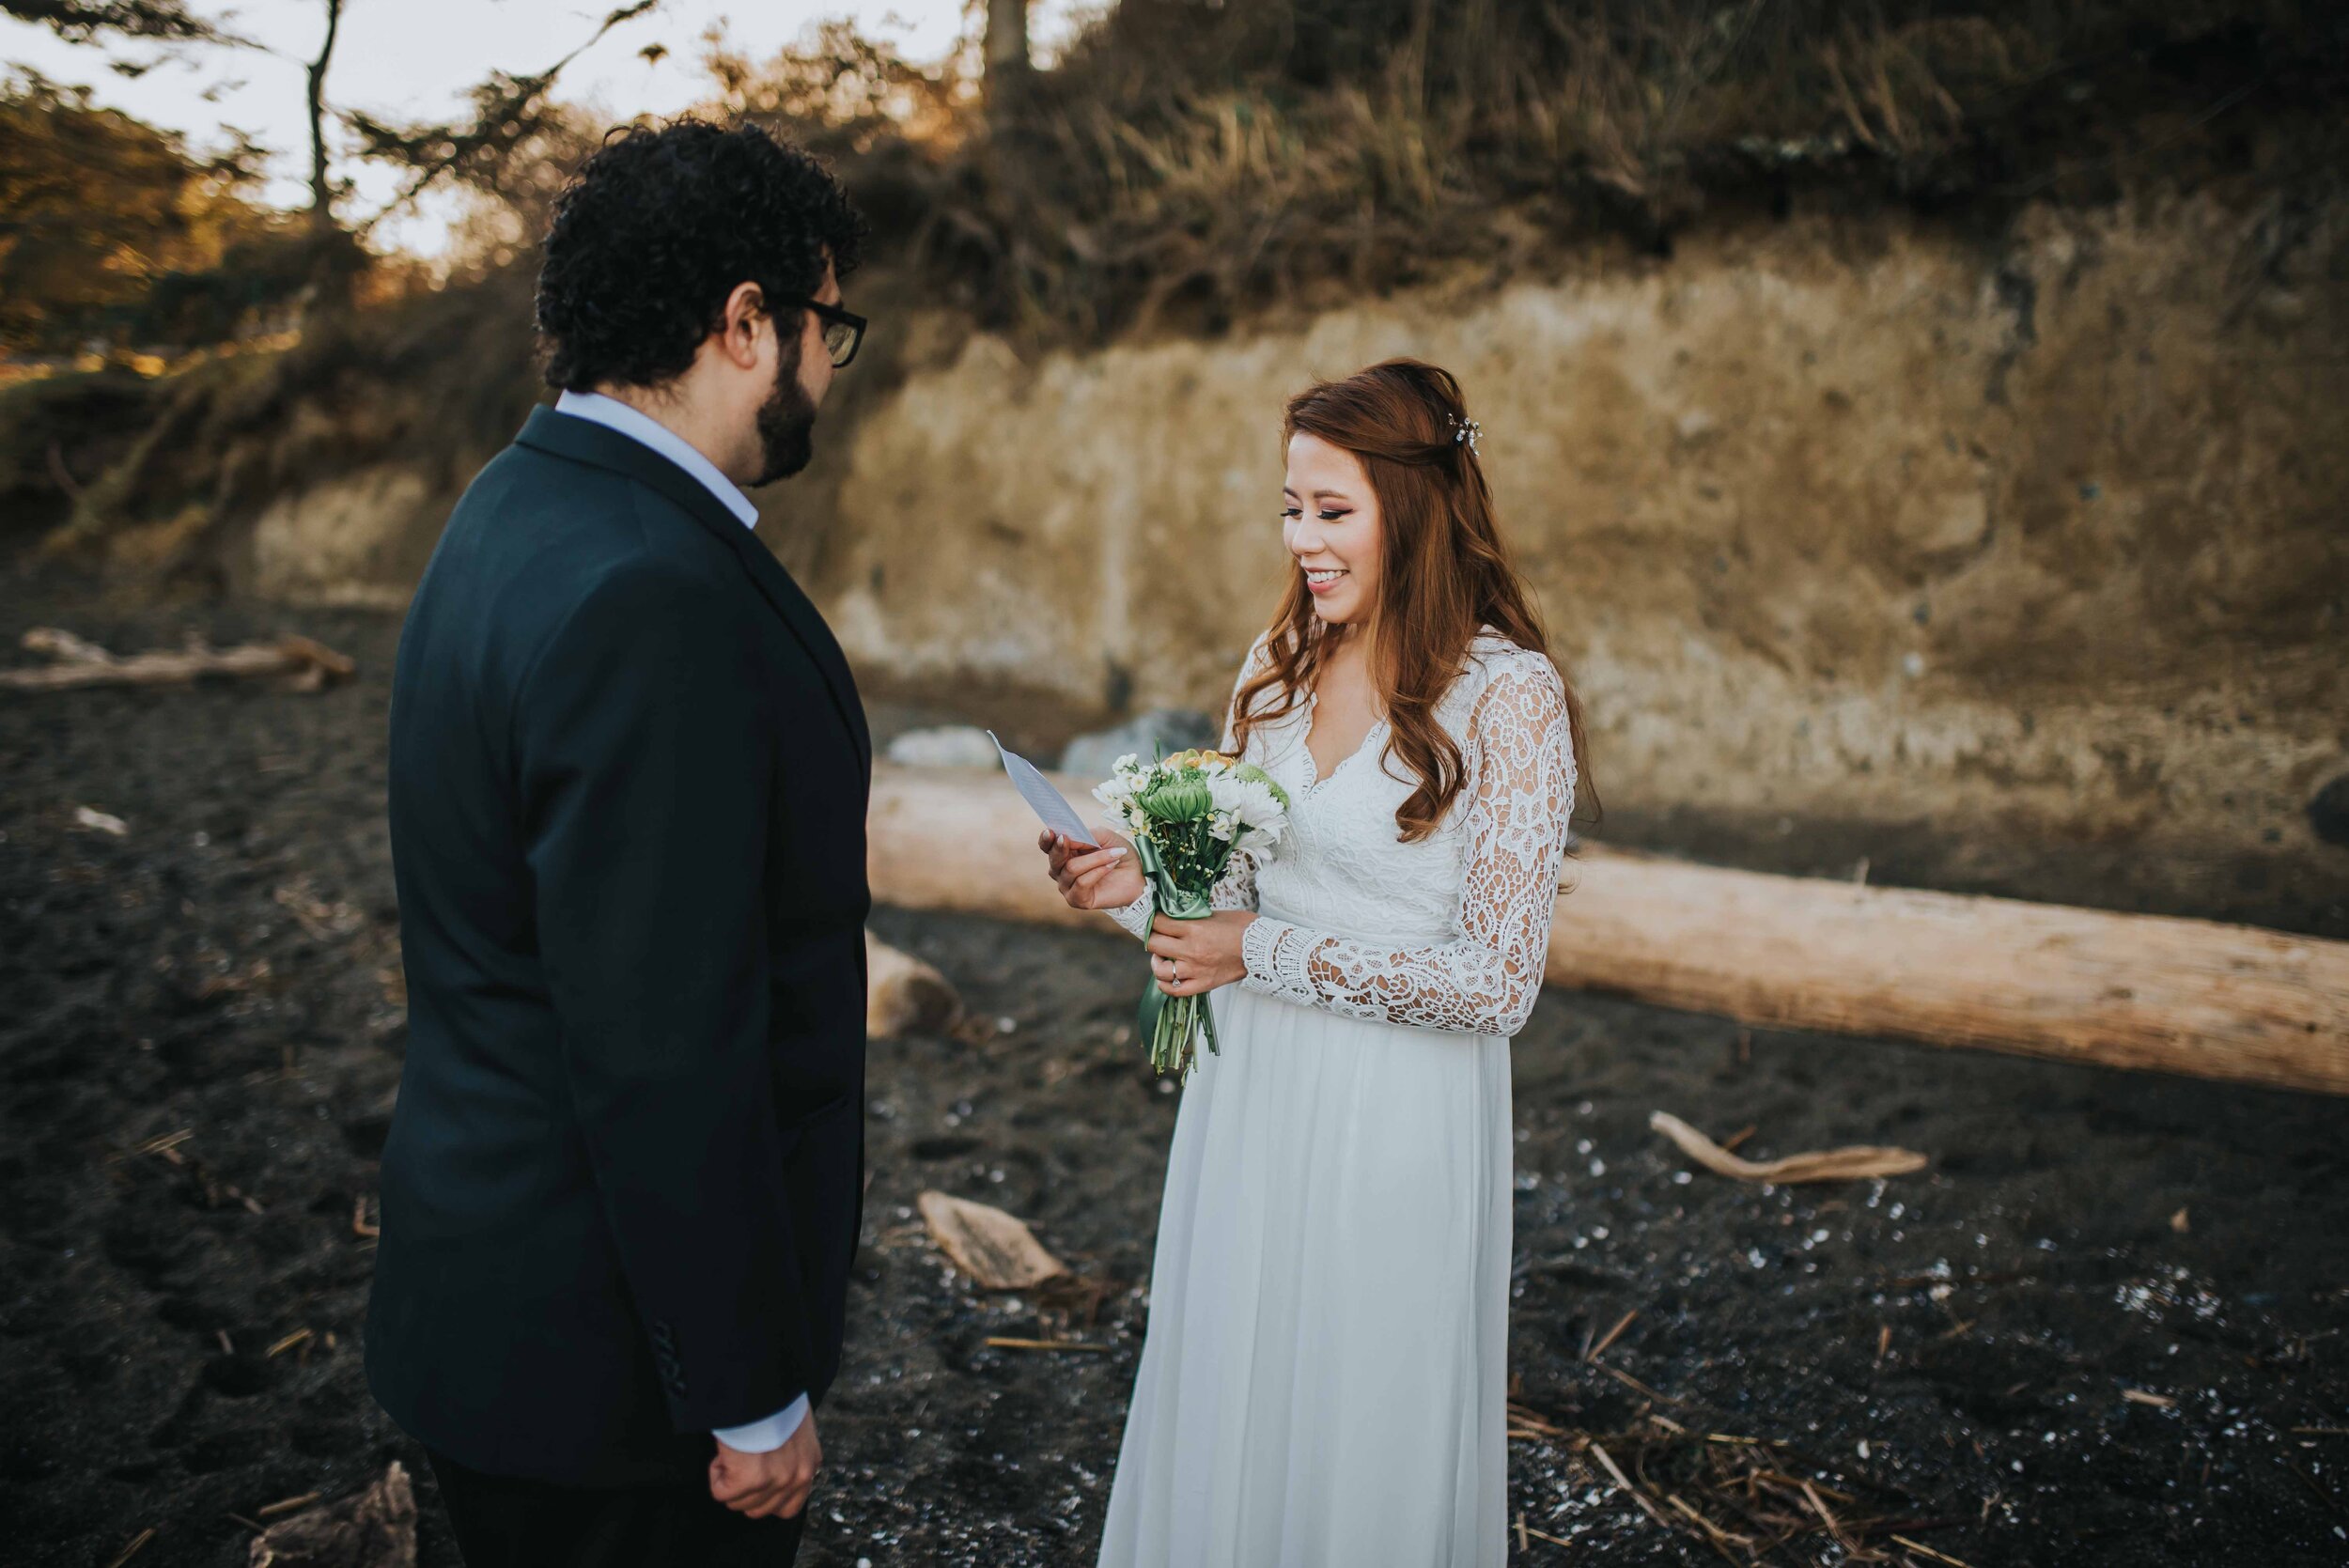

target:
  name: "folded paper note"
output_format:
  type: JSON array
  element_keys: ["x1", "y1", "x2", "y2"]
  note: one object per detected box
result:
[{"x1": 988, "y1": 732, "x2": 1101, "y2": 850}]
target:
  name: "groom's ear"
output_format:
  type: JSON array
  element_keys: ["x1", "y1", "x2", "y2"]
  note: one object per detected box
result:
[{"x1": 714, "y1": 282, "x2": 770, "y2": 371}]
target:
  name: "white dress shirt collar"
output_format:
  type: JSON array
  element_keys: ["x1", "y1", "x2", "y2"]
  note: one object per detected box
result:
[{"x1": 553, "y1": 389, "x2": 759, "y2": 530}]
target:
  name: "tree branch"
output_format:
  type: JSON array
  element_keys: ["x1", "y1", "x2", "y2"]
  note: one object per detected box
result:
[
  {"x1": 348, "y1": 0, "x2": 661, "y2": 238},
  {"x1": 306, "y1": 0, "x2": 342, "y2": 230},
  {"x1": 4, "y1": 0, "x2": 249, "y2": 46}
]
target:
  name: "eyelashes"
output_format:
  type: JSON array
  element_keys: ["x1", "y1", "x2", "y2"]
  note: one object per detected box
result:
[{"x1": 1280, "y1": 507, "x2": 1351, "y2": 520}]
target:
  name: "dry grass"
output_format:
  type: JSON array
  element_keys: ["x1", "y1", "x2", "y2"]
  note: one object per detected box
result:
[{"x1": 706, "y1": 0, "x2": 2349, "y2": 342}]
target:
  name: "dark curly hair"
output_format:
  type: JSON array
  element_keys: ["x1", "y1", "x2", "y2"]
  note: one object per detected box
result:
[{"x1": 535, "y1": 118, "x2": 867, "y2": 392}]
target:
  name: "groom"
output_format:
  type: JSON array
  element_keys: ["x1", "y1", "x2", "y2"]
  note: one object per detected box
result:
[{"x1": 367, "y1": 119, "x2": 872, "y2": 1565}]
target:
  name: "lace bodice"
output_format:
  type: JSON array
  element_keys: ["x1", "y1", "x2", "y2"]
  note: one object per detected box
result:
[{"x1": 1107, "y1": 628, "x2": 1578, "y2": 1036}]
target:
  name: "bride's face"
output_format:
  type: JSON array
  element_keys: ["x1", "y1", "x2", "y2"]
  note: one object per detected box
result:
[{"x1": 1282, "y1": 432, "x2": 1381, "y2": 627}]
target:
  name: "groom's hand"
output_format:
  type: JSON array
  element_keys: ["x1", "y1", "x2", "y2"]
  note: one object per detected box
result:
[{"x1": 709, "y1": 1413, "x2": 821, "y2": 1520}]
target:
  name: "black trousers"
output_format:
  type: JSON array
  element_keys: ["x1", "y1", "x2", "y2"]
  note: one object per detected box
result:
[{"x1": 424, "y1": 1449, "x2": 804, "y2": 1568}]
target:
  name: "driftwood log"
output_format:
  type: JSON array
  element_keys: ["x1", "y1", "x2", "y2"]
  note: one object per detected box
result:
[
  {"x1": 866, "y1": 934, "x2": 962, "y2": 1037},
  {"x1": 867, "y1": 763, "x2": 2349, "y2": 1096},
  {"x1": 2, "y1": 627, "x2": 355, "y2": 692}
]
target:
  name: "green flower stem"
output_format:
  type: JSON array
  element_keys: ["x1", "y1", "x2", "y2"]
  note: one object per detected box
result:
[{"x1": 1133, "y1": 835, "x2": 1222, "y2": 1081}]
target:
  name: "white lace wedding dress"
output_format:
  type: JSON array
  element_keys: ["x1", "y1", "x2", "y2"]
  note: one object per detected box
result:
[{"x1": 1095, "y1": 627, "x2": 1579, "y2": 1568}]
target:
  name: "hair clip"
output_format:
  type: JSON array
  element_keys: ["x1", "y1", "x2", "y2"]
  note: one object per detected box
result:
[{"x1": 1445, "y1": 411, "x2": 1482, "y2": 457}]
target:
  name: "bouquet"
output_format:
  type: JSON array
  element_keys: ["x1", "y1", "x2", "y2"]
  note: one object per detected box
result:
[{"x1": 1092, "y1": 747, "x2": 1292, "y2": 1079}]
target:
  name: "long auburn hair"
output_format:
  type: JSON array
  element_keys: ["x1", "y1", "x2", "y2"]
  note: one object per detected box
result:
[{"x1": 1230, "y1": 358, "x2": 1596, "y2": 844}]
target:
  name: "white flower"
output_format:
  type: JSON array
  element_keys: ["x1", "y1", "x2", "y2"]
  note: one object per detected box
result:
[{"x1": 1207, "y1": 774, "x2": 1286, "y2": 846}]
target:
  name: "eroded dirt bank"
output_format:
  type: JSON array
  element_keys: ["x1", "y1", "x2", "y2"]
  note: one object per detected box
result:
[{"x1": 193, "y1": 191, "x2": 2349, "y2": 930}]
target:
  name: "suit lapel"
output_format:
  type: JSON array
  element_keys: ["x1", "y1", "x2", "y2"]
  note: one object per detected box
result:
[{"x1": 518, "y1": 407, "x2": 873, "y2": 785}]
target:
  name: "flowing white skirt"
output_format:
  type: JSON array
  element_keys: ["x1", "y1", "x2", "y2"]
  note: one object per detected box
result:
[{"x1": 1096, "y1": 979, "x2": 1514, "y2": 1568}]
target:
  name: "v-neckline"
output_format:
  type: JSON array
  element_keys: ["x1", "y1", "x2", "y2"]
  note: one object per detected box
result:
[{"x1": 1298, "y1": 686, "x2": 1388, "y2": 794}]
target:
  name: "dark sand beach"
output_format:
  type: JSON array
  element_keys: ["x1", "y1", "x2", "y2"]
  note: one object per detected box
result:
[{"x1": 3, "y1": 576, "x2": 2343, "y2": 1566}]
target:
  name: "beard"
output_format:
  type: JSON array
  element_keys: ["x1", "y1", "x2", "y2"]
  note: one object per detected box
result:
[{"x1": 750, "y1": 345, "x2": 819, "y2": 486}]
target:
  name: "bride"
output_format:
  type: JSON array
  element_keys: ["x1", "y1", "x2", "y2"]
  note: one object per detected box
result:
[{"x1": 1038, "y1": 358, "x2": 1592, "y2": 1566}]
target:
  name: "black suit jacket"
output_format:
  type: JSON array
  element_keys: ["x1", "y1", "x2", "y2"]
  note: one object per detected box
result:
[{"x1": 366, "y1": 406, "x2": 872, "y2": 1486}]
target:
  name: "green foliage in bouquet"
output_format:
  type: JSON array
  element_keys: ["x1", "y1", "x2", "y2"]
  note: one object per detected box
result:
[{"x1": 1093, "y1": 745, "x2": 1292, "y2": 1079}]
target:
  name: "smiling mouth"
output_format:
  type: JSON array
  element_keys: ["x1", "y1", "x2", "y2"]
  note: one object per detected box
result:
[{"x1": 1303, "y1": 568, "x2": 1347, "y2": 583}]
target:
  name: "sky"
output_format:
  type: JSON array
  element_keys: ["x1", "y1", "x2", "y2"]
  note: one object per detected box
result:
[{"x1": 1, "y1": 0, "x2": 1089, "y2": 255}]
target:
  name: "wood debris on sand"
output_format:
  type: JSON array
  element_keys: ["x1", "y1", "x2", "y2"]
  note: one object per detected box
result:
[
  {"x1": 246, "y1": 1461, "x2": 415, "y2": 1567},
  {"x1": 1650, "y1": 1110, "x2": 1928, "y2": 1183},
  {"x1": 867, "y1": 934, "x2": 962, "y2": 1038},
  {"x1": 3, "y1": 627, "x2": 354, "y2": 693},
  {"x1": 917, "y1": 1190, "x2": 1067, "y2": 1290},
  {"x1": 1507, "y1": 1377, "x2": 1979, "y2": 1565}
]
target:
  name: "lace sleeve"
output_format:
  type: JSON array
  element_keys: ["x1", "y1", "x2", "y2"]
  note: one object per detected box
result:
[
  {"x1": 1105, "y1": 635, "x2": 1272, "y2": 940},
  {"x1": 1106, "y1": 887, "x2": 1156, "y2": 939},
  {"x1": 1237, "y1": 651, "x2": 1575, "y2": 1035}
]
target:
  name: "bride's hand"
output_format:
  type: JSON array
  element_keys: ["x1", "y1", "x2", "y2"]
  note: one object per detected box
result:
[
  {"x1": 1039, "y1": 826, "x2": 1144, "y2": 911},
  {"x1": 1146, "y1": 909, "x2": 1255, "y2": 995}
]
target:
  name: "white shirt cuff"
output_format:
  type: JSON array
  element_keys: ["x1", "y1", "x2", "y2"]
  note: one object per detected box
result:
[{"x1": 713, "y1": 1392, "x2": 809, "y2": 1452}]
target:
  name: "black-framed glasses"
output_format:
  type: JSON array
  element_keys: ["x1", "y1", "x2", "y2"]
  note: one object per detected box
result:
[{"x1": 785, "y1": 296, "x2": 866, "y2": 368}]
